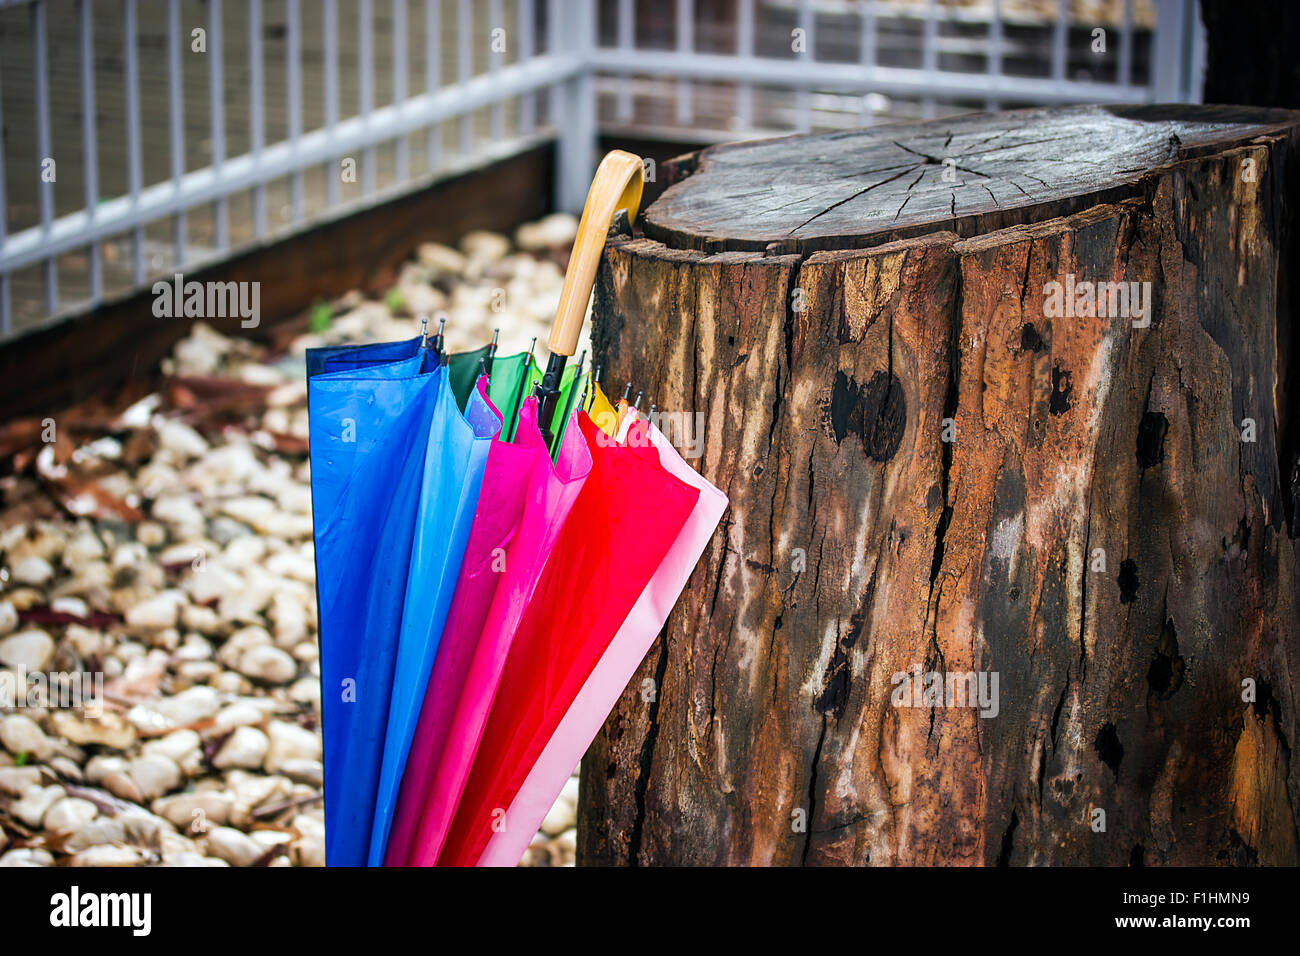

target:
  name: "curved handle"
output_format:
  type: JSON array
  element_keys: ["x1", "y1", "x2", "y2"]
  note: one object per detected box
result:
[{"x1": 548, "y1": 149, "x2": 645, "y2": 356}]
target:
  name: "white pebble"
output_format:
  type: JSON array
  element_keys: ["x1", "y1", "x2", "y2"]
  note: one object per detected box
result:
[
  {"x1": 153, "y1": 791, "x2": 234, "y2": 830},
  {"x1": 0, "y1": 714, "x2": 54, "y2": 760},
  {"x1": 127, "y1": 685, "x2": 221, "y2": 732},
  {"x1": 213, "y1": 700, "x2": 275, "y2": 731},
  {"x1": 10, "y1": 555, "x2": 54, "y2": 586},
  {"x1": 129, "y1": 754, "x2": 183, "y2": 800},
  {"x1": 264, "y1": 720, "x2": 321, "y2": 773},
  {"x1": 43, "y1": 796, "x2": 99, "y2": 832},
  {"x1": 136, "y1": 522, "x2": 168, "y2": 547},
  {"x1": 290, "y1": 813, "x2": 326, "y2": 867},
  {"x1": 205, "y1": 826, "x2": 263, "y2": 867},
  {"x1": 0, "y1": 629, "x2": 55, "y2": 671},
  {"x1": 12, "y1": 784, "x2": 65, "y2": 828},
  {"x1": 70, "y1": 845, "x2": 147, "y2": 867},
  {"x1": 63, "y1": 817, "x2": 128, "y2": 853},
  {"x1": 0, "y1": 600, "x2": 17, "y2": 635},
  {"x1": 0, "y1": 848, "x2": 54, "y2": 867},
  {"x1": 539, "y1": 796, "x2": 576, "y2": 836},
  {"x1": 0, "y1": 765, "x2": 42, "y2": 795},
  {"x1": 213, "y1": 726, "x2": 270, "y2": 770},
  {"x1": 156, "y1": 419, "x2": 210, "y2": 459},
  {"x1": 50, "y1": 596, "x2": 88, "y2": 618},
  {"x1": 138, "y1": 732, "x2": 198, "y2": 769},
  {"x1": 125, "y1": 590, "x2": 187, "y2": 629},
  {"x1": 237, "y1": 645, "x2": 297, "y2": 685}
]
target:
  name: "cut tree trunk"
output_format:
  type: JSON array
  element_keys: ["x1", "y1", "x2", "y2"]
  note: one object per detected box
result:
[{"x1": 580, "y1": 105, "x2": 1300, "y2": 866}]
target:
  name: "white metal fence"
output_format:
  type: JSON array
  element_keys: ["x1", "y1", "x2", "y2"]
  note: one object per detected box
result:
[
  {"x1": 595, "y1": 0, "x2": 1203, "y2": 139},
  {"x1": 0, "y1": 0, "x2": 1203, "y2": 340}
]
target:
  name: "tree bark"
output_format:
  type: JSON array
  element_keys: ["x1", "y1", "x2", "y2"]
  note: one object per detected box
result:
[{"x1": 580, "y1": 105, "x2": 1300, "y2": 866}]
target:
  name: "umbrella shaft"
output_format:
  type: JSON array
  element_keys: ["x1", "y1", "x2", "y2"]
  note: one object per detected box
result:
[{"x1": 535, "y1": 353, "x2": 567, "y2": 446}]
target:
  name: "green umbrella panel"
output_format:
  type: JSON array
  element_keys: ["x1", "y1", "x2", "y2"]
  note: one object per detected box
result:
[{"x1": 446, "y1": 346, "x2": 586, "y2": 455}]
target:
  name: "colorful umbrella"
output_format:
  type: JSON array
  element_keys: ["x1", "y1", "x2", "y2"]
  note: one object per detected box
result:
[
  {"x1": 308, "y1": 346, "x2": 589, "y2": 867},
  {"x1": 310, "y1": 149, "x2": 732, "y2": 867}
]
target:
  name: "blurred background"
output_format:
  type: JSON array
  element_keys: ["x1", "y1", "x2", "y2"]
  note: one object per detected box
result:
[{"x1": 0, "y1": 0, "x2": 1203, "y2": 339}]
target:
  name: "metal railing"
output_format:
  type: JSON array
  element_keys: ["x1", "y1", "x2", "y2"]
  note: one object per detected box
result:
[
  {"x1": 0, "y1": 0, "x2": 1203, "y2": 341},
  {"x1": 594, "y1": 0, "x2": 1203, "y2": 140}
]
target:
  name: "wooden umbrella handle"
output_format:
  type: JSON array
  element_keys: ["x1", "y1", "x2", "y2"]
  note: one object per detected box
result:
[{"x1": 548, "y1": 150, "x2": 645, "y2": 356}]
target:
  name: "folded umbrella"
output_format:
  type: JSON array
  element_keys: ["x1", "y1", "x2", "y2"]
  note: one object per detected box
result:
[
  {"x1": 308, "y1": 336, "x2": 588, "y2": 868},
  {"x1": 310, "y1": 148, "x2": 678, "y2": 867},
  {"x1": 437, "y1": 412, "x2": 701, "y2": 866}
]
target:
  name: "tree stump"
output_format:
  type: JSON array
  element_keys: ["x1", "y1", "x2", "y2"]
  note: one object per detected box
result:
[{"x1": 580, "y1": 105, "x2": 1300, "y2": 866}]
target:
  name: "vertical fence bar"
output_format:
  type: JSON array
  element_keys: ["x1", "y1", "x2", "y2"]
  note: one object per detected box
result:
[
  {"x1": 616, "y1": 0, "x2": 632, "y2": 124},
  {"x1": 394, "y1": 0, "x2": 410, "y2": 181},
  {"x1": 1052, "y1": 0, "x2": 1068, "y2": 92},
  {"x1": 33, "y1": 0, "x2": 56, "y2": 313},
  {"x1": 360, "y1": 0, "x2": 376, "y2": 193},
  {"x1": 488, "y1": 0, "x2": 503, "y2": 143},
  {"x1": 547, "y1": 0, "x2": 561, "y2": 147},
  {"x1": 1118, "y1": 0, "x2": 1134, "y2": 87},
  {"x1": 325, "y1": 0, "x2": 340, "y2": 205},
  {"x1": 210, "y1": 0, "x2": 228, "y2": 251},
  {"x1": 0, "y1": 67, "x2": 9, "y2": 334},
  {"x1": 125, "y1": 0, "x2": 144, "y2": 281},
  {"x1": 426, "y1": 0, "x2": 441, "y2": 172},
  {"x1": 79, "y1": 0, "x2": 102, "y2": 302},
  {"x1": 858, "y1": 0, "x2": 875, "y2": 126},
  {"x1": 287, "y1": 0, "x2": 304, "y2": 219},
  {"x1": 737, "y1": 0, "x2": 754, "y2": 132},
  {"x1": 249, "y1": 0, "x2": 267, "y2": 239},
  {"x1": 553, "y1": 0, "x2": 596, "y2": 211},
  {"x1": 859, "y1": 0, "x2": 876, "y2": 67},
  {"x1": 168, "y1": 0, "x2": 187, "y2": 268},
  {"x1": 1152, "y1": 0, "x2": 1190, "y2": 101},
  {"x1": 457, "y1": 0, "x2": 472, "y2": 155},
  {"x1": 921, "y1": 0, "x2": 938, "y2": 119},
  {"x1": 676, "y1": 0, "x2": 694, "y2": 127},
  {"x1": 795, "y1": 0, "x2": 812, "y2": 132},
  {"x1": 986, "y1": 0, "x2": 1003, "y2": 112},
  {"x1": 1187, "y1": 1, "x2": 1206, "y2": 104},
  {"x1": 519, "y1": 0, "x2": 536, "y2": 134}
]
